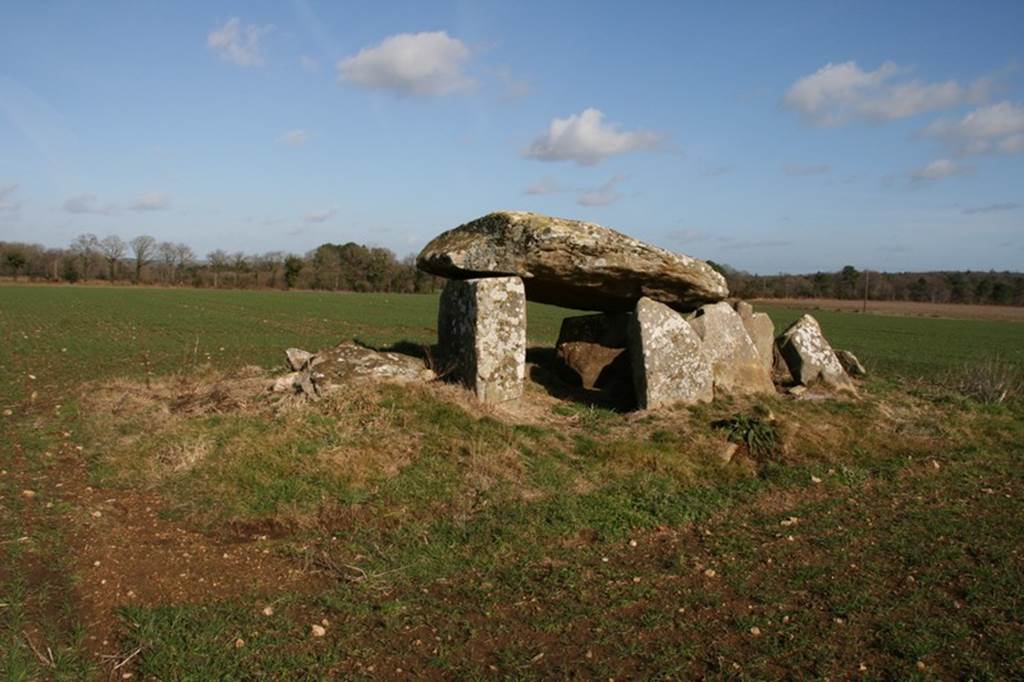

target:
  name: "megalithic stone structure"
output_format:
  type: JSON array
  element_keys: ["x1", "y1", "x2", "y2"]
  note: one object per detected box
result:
[{"x1": 437, "y1": 276, "x2": 527, "y2": 403}]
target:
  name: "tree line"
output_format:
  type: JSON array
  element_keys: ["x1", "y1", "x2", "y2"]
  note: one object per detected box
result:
[
  {"x1": 712, "y1": 263, "x2": 1024, "y2": 307},
  {"x1": 1, "y1": 235, "x2": 1022, "y2": 306},
  {"x1": 0, "y1": 235, "x2": 441, "y2": 293}
]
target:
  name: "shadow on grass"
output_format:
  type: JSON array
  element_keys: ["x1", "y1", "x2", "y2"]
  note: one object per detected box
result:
[{"x1": 352, "y1": 337, "x2": 638, "y2": 411}]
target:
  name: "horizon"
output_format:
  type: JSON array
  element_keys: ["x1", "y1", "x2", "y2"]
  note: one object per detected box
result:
[{"x1": 2, "y1": 1, "x2": 1023, "y2": 275}]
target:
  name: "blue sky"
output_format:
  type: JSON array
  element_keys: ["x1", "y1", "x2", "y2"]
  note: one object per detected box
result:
[{"x1": 1, "y1": 1, "x2": 1022, "y2": 273}]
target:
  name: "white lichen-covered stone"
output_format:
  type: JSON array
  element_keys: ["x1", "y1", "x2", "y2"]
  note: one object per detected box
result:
[
  {"x1": 628, "y1": 297, "x2": 713, "y2": 409},
  {"x1": 437, "y1": 276, "x2": 526, "y2": 403},
  {"x1": 687, "y1": 302, "x2": 774, "y2": 395},
  {"x1": 776, "y1": 314, "x2": 852, "y2": 389}
]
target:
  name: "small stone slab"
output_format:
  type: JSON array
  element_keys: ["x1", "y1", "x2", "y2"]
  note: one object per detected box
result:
[
  {"x1": 437, "y1": 276, "x2": 527, "y2": 403},
  {"x1": 688, "y1": 302, "x2": 774, "y2": 395},
  {"x1": 776, "y1": 314, "x2": 852, "y2": 389},
  {"x1": 555, "y1": 313, "x2": 630, "y2": 390},
  {"x1": 628, "y1": 297, "x2": 713, "y2": 409},
  {"x1": 285, "y1": 348, "x2": 313, "y2": 371}
]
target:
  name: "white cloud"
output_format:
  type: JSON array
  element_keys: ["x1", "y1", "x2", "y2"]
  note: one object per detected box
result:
[
  {"x1": 577, "y1": 176, "x2": 625, "y2": 207},
  {"x1": 0, "y1": 184, "x2": 20, "y2": 211},
  {"x1": 298, "y1": 55, "x2": 321, "y2": 72},
  {"x1": 524, "y1": 177, "x2": 564, "y2": 195},
  {"x1": 783, "y1": 163, "x2": 831, "y2": 176},
  {"x1": 279, "y1": 129, "x2": 310, "y2": 146},
  {"x1": 303, "y1": 208, "x2": 337, "y2": 223},
  {"x1": 130, "y1": 192, "x2": 170, "y2": 211},
  {"x1": 62, "y1": 194, "x2": 116, "y2": 215},
  {"x1": 523, "y1": 108, "x2": 665, "y2": 166},
  {"x1": 910, "y1": 158, "x2": 966, "y2": 182},
  {"x1": 337, "y1": 31, "x2": 474, "y2": 96},
  {"x1": 207, "y1": 17, "x2": 273, "y2": 67},
  {"x1": 784, "y1": 61, "x2": 984, "y2": 126},
  {"x1": 924, "y1": 101, "x2": 1024, "y2": 155}
]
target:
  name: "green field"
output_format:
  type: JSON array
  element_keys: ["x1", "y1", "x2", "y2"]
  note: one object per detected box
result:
[{"x1": 2, "y1": 284, "x2": 1023, "y2": 679}]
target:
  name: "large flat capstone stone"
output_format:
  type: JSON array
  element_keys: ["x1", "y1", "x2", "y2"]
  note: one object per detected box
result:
[
  {"x1": 437, "y1": 276, "x2": 526, "y2": 403},
  {"x1": 417, "y1": 211, "x2": 728, "y2": 312},
  {"x1": 628, "y1": 297, "x2": 713, "y2": 409},
  {"x1": 687, "y1": 302, "x2": 774, "y2": 395},
  {"x1": 776, "y1": 314, "x2": 852, "y2": 389}
]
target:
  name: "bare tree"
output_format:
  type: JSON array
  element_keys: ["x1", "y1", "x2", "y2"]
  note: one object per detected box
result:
[
  {"x1": 174, "y1": 243, "x2": 195, "y2": 279},
  {"x1": 207, "y1": 249, "x2": 228, "y2": 287},
  {"x1": 157, "y1": 241, "x2": 177, "y2": 283},
  {"x1": 69, "y1": 233, "x2": 100, "y2": 279},
  {"x1": 99, "y1": 235, "x2": 126, "y2": 281},
  {"x1": 129, "y1": 235, "x2": 157, "y2": 283},
  {"x1": 261, "y1": 251, "x2": 285, "y2": 288},
  {"x1": 231, "y1": 251, "x2": 249, "y2": 287}
]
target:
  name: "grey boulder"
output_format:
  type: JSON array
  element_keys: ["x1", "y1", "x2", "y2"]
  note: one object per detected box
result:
[
  {"x1": 688, "y1": 302, "x2": 774, "y2": 395},
  {"x1": 834, "y1": 349, "x2": 867, "y2": 377},
  {"x1": 776, "y1": 315, "x2": 853, "y2": 389},
  {"x1": 629, "y1": 297, "x2": 713, "y2": 409},
  {"x1": 417, "y1": 211, "x2": 728, "y2": 312}
]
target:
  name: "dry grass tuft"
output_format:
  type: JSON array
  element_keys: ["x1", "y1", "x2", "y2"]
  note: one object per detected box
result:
[{"x1": 945, "y1": 357, "x2": 1023, "y2": 404}]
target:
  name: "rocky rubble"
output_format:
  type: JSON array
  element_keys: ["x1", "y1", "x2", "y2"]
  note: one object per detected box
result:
[{"x1": 271, "y1": 342, "x2": 435, "y2": 399}]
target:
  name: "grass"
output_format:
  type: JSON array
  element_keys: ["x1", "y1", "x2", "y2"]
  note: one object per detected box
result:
[{"x1": 1, "y1": 283, "x2": 1023, "y2": 679}]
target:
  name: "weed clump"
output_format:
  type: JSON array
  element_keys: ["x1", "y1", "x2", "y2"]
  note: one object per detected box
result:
[{"x1": 713, "y1": 408, "x2": 780, "y2": 460}]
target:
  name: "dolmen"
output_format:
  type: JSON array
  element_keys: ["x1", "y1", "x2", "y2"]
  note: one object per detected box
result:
[{"x1": 417, "y1": 211, "x2": 859, "y2": 408}]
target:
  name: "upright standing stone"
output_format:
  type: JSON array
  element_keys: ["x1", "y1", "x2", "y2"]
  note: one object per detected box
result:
[
  {"x1": 733, "y1": 300, "x2": 774, "y2": 372},
  {"x1": 776, "y1": 314, "x2": 852, "y2": 389},
  {"x1": 437, "y1": 276, "x2": 527, "y2": 403},
  {"x1": 688, "y1": 302, "x2": 775, "y2": 395},
  {"x1": 629, "y1": 297, "x2": 713, "y2": 409}
]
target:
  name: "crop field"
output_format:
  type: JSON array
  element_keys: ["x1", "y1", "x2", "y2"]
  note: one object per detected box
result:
[{"x1": 2, "y1": 283, "x2": 1023, "y2": 680}]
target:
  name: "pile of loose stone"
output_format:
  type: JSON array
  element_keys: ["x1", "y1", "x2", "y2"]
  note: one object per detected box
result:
[{"x1": 417, "y1": 211, "x2": 864, "y2": 408}]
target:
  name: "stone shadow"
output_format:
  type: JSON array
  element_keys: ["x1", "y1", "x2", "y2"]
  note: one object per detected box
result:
[{"x1": 526, "y1": 346, "x2": 636, "y2": 412}]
